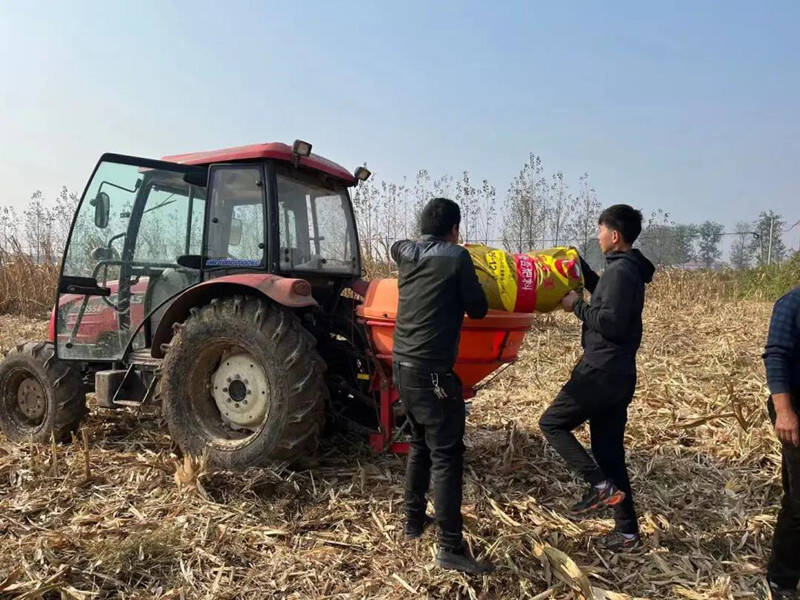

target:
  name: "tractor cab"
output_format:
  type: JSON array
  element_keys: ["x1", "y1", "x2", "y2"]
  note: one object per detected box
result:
[{"x1": 55, "y1": 142, "x2": 363, "y2": 364}]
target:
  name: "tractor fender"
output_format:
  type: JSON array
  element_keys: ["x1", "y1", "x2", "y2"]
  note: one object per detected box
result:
[{"x1": 151, "y1": 273, "x2": 316, "y2": 358}]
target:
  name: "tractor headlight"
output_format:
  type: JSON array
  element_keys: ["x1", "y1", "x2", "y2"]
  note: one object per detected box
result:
[
  {"x1": 354, "y1": 166, "x2": 371, "y2": 182},
  {"x1": 292, "y1": 139, "x2": 312, "y2": 158}
]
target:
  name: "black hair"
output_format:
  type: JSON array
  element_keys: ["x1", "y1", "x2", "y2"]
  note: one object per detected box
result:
[
  {"x1": 598, "y1": 204, "x2": 643, "y2": 244},
  {"x1": 419, "y1": 197, "x2": 461, "y2": 237}
]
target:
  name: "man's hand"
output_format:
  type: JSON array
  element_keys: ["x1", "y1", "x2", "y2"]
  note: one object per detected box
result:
[
  {"x1": 561, "y1": 290, "x2": 580, "y2": 313},
  {"x1": 774, "y1": 401, "x2": 800, "y2": 447}
]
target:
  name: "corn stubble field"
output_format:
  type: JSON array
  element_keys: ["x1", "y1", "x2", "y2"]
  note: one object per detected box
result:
[{"x1": 0, "y1": 271, "x2": 783, "y2": 599}]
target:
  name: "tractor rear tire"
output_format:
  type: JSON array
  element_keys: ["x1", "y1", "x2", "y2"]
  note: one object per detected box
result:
[
  {"x1": 0, "y1": 341, "x2": 87, "y2": 443},
  {"x1": 159, "y1": 295, "x2": 327, "y2": 469}
]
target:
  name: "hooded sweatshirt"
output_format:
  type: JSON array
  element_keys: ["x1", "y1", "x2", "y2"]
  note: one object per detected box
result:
[{"x1": 573, "y1": 249, "x2": 656, "y2": 375}]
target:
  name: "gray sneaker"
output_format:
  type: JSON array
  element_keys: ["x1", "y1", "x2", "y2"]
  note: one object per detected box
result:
[
  {"x1": 600, "y1": 530, "x2": 643, "y2": 552},
  {"x1": 435, "y1": 546, "x2": 495, "y2": 575}
]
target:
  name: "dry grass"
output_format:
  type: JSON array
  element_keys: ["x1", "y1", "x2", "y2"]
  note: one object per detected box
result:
[
  {"x1": 0, "y1": 254, "x2": 57, "y2": 318},
  {"x1": 0, "y1": 271, "x2": 784, "y2": 599}
]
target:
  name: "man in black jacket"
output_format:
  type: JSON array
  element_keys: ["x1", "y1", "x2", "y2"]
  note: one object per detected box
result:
[
  {"x1": 539, "y1": 204, "x2": 655, "y2": 551},
  {"x1": 391, "y1": 197, "x2": 491, "y2": 574}
]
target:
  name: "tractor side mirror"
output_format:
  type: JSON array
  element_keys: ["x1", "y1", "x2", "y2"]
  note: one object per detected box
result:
[
  {"x1": 229, "y1": 218, "x2": 243, "y2": 246},
  {"x1": 92, "y1": 192, "x2": 110, "y2": 229}
]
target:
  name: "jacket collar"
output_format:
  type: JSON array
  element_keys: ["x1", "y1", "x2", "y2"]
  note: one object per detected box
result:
[{"x1": 420, "y1": 234, "x2": 447, "y2": 242}]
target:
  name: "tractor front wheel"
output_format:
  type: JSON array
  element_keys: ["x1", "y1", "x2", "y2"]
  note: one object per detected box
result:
[
  {"x1": 159, "y1": 295, "x2": 326, "y2": 469},
  {"x1": 0, "y1": 341, "x2": 87, "y2": 443}
]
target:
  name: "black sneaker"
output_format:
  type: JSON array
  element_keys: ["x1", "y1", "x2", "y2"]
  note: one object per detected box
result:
[
  {"x1": 570, "y1": 481, "x2": 626, "y2": 516},
  {"x1": 600, "y1": 530, "x2": 643, "y2": 552},
  {"x1": 768, "y1": 581, "x2": 799, "y2": 600},
  {"x1": 435, "y1": 546, "x2": 495, "y2": 575},
  {"x1": 404, "y1": 514, "x2": 435, "y2": 540}
]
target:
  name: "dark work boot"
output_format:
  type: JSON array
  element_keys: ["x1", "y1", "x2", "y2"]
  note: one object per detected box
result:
[
  {"x1": 404, "y1": 514, "x2": 435, "y2": 540},
  {"x1": 435, "y1": 545, "x2": 495, "y2": 575}
]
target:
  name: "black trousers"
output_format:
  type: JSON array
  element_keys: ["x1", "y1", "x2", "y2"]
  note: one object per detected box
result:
[
  {"x1": 539, "y1": 360, "x2": 639, "y2": 534},
  {"x1": 768, "y1": 396, "x2": 800, "y2": 589},
  {"x1": 395, "y1": 362, "x2": 466, "y2": 552}
]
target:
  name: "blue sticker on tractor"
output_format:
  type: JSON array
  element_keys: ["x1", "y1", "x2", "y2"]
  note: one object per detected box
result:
[{"x1": 205, "y1": 259, "x2": 262, "y2": 267}]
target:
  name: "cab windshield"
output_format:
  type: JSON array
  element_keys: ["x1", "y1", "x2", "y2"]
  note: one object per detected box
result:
[{"x1": 277, "y1": 173, "x2": 359, "y2": 276}]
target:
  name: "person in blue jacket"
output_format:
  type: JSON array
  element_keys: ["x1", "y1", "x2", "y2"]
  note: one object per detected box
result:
[{"x1": 763, "y1": 284, "x2": 800, "y2": 600}]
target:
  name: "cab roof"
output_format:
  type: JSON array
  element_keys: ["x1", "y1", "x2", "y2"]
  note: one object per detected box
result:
[{"x1": 162, "y1": 142, "x2": 356, "y2": 185}]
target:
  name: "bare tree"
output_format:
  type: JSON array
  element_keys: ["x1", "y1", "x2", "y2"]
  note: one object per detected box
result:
[
  {"x1": 730, "y1": 221, "x2": 753, "y2": 270},
  {"x1": 410, "y1": 169, "x2": 432, "y2": 237},
  {"x1": 549, "y1": 171, "x2": 568, "y2": 246},
  {"x1": 501, "y1": 154, "x2": 549, "y2": 252},
  {"x1": 432, "y1": 174, "x2": 453, "y2": 199},
  {"x1": 455, "y1": 171, "x2": 478, "y2": 242},
  {"x1": 478, "y1": 179, "x2": 495, "y2": 245},
  {"x1": 749, "y1": 210, "x2": 787, "y2": 266},
  {"x1": 638, "y1": 211, "x2": 697, "y2": 267},
  {"x1": 373, "y1": 180, "x2": 409, "y2": 262},
  {"x1": 0, "y1": 206, "x2": 19, "y2": 260},
  {"x1": 568, "y1": 172, "x2": 602, "y2": 268},
  {"x1": 351, "y1": 174, "x2": 378, "y2": 263},
  {"x1": 52, "y1": 186, "x2": 80, "y2": 255},
  {"x1": 23, "y1": 191, "x2": 55, "y2": 264},
  {"x1": 696, "y1": 221, "x2": 724, "y2": 268}
]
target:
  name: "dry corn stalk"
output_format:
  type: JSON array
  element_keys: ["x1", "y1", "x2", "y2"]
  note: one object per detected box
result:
[
  {"x1": 0, "y1": 272, "x2": 784, "y2": 598},
  {"x1": 533, "y1": 541, "x2": 593, "y2": 599},
  {"x1": 173, "y1": 452, "x2": 209, "y2": 490}
]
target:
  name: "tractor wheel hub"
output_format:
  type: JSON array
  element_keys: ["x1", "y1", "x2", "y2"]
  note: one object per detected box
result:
[
  {"x1": 211, "y1": 353, "x2": 269, "y2": 431},
  {"x1": 17, "y1": 378, "x2": 46, "y2": 421}
]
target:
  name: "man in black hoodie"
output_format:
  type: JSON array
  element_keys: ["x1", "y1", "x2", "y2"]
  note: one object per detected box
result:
[{"x1": 539, "y1": 204, "x2": 655, "y2": 551}]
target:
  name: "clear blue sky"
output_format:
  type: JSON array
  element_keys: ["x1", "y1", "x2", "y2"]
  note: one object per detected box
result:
[{"x1": 1, "y1": 1, "x2": 798, "y2": 248}]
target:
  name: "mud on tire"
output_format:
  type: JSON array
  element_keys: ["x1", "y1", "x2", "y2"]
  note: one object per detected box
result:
[
  {"x1": 0, "y1": 341, "x2": 87, "y2": 443},
  {"x1": 159, "y1": 295, "x2": 327, "y2": 469}
]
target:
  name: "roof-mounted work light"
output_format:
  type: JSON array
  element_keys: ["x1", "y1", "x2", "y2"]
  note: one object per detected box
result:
[
  {"x1": 291, "y1": 139, "x2": 312, "y2": 166},
  {"x1": 354, "y1": 166, "x2": 372, "y2": 183}
]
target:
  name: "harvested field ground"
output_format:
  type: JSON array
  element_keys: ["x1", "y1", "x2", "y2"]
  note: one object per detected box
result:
[{"x1": 0, "y1": 273, "x2": 784, "y2": 599}]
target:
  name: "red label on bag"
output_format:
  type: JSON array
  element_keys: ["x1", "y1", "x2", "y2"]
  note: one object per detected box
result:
[
  {"x1": 513, "y1": 254, "x2": 537, "y2": 312},
  {"x1": 554, "y1": 258, "x2": 580, "y2": 280}
]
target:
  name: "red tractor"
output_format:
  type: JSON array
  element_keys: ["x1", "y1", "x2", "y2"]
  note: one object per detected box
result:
[{"x1": 0, "y1": 141, "x2": 533, "y2": 468}]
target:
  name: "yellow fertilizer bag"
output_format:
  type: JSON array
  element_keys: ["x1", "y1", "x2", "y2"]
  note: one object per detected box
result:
[{"x1": 464, "y1": 244, "x2": 584, "y2": 313}]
